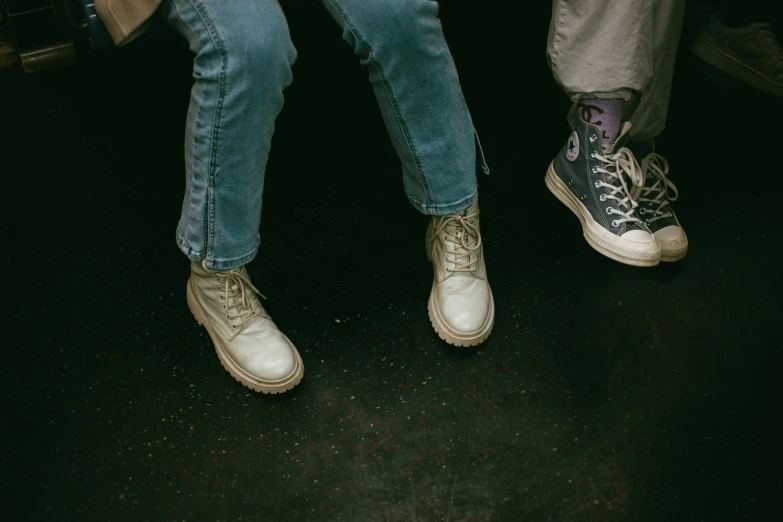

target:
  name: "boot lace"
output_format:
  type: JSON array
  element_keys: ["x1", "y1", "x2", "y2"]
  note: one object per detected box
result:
[
  {"x1": 431, "y1": 207, "x2": 481, "y2": 272},
  {"x1": 207, "y1": 261, "x2": 269, "y2": 327}
]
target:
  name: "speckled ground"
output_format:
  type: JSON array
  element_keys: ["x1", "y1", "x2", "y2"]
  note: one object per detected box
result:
[{"x1": 1, "y1": 3, "x2": 781, "y2": 521}]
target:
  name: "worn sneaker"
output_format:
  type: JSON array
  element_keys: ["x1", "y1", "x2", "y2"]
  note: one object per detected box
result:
[
  {"x1": 691, "y1": 15, "x2": 783, "y2": 96},
  {"x1": 545, "y1": 118, "x2": 660, "y2": 266},
  {"x1": 187, "y1": 261, "x2": 304, "y2": 393},
  {"x1": 633, "y1": 153, "x2": 688, "y2": 262},
  {"x1": 426, "y1": 201, "x2": 494, "y2": 347}
]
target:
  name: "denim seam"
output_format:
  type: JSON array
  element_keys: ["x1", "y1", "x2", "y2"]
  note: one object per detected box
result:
[
  {"x1": 205, "y1": 244, "x2": 259, "y2": 270},
  {"x1": 177, "y1": 231, "x2": 259, "y2": 270},
  {"x1": 186, "y1": 0, "x2": 227, "y2": 266},
  {"x1": 176, "y1": 232, "x2": 204, "y2": 259},
  {"x1": 407, "y1": 184, "x2": 478, "y2": 216},
  {"x1": 166, "y1": 0, "x2": 200, "y2": 254},
  {"x1": 324, "y1": 0, "x2": 432, "y2": 210}
]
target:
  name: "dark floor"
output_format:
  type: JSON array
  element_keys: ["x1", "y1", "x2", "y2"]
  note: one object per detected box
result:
[{"x1": 2, "y1": 3, "x2": 782, "y2": 521}]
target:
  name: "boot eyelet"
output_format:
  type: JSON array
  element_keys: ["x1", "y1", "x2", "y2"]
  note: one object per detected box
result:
[{"x1": 611, "y1": 220, "x2": 619, "y2": 227}]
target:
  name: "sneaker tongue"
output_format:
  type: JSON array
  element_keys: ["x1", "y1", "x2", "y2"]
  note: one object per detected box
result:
[{"x1": 608, "y1": 122, "x2": 633, "y2": 154}]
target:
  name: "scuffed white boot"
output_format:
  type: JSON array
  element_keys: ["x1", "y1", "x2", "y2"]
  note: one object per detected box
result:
[
  {"x1": 187, "y1": 261, "x2": 304, "y2": 393},
  {"x1": 426, "y1": 201, "x2": 494, "y2": 347}
]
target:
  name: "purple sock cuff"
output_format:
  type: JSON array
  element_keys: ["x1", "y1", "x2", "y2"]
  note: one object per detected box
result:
[{"x1": 577, "y1": 97, "x2": 623, "y2": 147}]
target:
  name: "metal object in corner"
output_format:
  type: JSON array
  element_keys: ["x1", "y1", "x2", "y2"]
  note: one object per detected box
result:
[{"x1": 1, "y1": 0, "x2": 76, "y2": 72}]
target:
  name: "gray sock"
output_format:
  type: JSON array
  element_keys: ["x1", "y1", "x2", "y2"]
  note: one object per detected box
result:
[{"x1": 576, "y1": 98, "x2": 624, "y2": 150}]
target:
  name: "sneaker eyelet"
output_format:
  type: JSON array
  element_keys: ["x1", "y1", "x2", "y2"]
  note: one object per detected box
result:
[
  {"x1": 589, "y1": 134, "x2": 598, "y2": 143},
  {"x1": 605, "y1": 207, "x2": 613, "y2": 214},
  {"x1": 599, "y1": 194, "x2": 606, "y2": 201},
  {"x1": 594, "y1": 180, "x2": 601, "y2": 188},
  {"x1": 611, "y1": 220, "x2": 619, "y2": 227},
  {"x1": 639, "y1": 208, "x2": 646, "y2": 215},
  {"x1": 591, "y1": 166, "x2": 598, "y2": 174},
  {"x1": 590, "y1": 151, "x2": 598, "y2": 158}
]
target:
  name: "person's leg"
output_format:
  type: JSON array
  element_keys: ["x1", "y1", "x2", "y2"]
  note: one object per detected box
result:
[
  {"x1": 320, "y1": 0, "x2": 484, "y2": 215},
  {"x1": 628, "y1": 0, "x2": 685, "y2": 146},
  {"x1": 544, "y1": 0, "x2": 688, "y2": 265},
  {"x1": 166, "y1": 0, "x2": 293, "y2": 269},
  {"x1": 320, "y1": 0, "x2": 493, "y2": 346},
  {"x1": 548, "y1": 0, "x2": 655, "y2": 144},
  {"x1": 161, "y1": 0, "x2": 304, "y2": 393},
  {"x1": 545, "y1": 0, "x2": 661, "y2": 267},
  {"x1": 629, "y1": 1, "x2": 689, "y2": 263}
]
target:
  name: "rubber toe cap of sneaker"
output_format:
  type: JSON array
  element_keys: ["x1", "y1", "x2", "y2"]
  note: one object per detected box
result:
[
  {"x1": 654, "y1": 225, "x2": 686, "y2": 246},
  {"x1": 620, "y1": 229, "x2": 660, "y2": 253}
]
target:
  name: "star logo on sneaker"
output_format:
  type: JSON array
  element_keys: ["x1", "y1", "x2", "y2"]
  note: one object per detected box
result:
[{"x1": 566, "y1": 131, "x2": 579, "y2": 161}]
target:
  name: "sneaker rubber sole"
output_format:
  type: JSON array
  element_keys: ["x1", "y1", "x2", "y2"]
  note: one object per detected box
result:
[
  {"x1": 545, "y1": 162, "x2": 661, "y2": 267},
  {"x1": 186, "y1": 280, "x2": 304, "y2": 394},
  {"x1": 659, "y1": 234, "x2": 689, "y2": 263}
]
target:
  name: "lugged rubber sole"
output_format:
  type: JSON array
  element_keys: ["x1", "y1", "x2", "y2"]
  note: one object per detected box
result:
[{"x1": 186, "y1": 280, "x2": 304, "y2": 394}]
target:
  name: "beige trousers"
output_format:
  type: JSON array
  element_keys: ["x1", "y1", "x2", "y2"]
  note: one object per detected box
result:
[{"x1": 547, "y1": 0, "x2": 686, "y2": 143}]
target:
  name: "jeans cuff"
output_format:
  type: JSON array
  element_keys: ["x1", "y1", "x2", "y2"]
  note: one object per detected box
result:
[
  {"x1": 176, "y1": 233, "x2": 259, "y2": 270},
  {"x1": 407, "y1": 186, "x2": 478, "y2": 216}
]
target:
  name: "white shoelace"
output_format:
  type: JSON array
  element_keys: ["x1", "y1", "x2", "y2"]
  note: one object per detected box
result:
[
  {"x1": 431, "y1": 208, "x2": 481, "y2": 272},
  {"x1": 214, "y1": 266, "x2": 268, "y2": 326},
  {"x1": 633, "y1": 153, "x2": 679, "y2": 225},
  {"x1": 592, "y1": 148, "x2": 644, "y2": 227}
]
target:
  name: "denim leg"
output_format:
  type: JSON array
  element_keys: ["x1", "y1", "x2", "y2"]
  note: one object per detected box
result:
[
  {"x1": 160, "y1": 0, "x2": 296, "y2": 269},
  {"x1": 321, "y1": 0, "x2": 484, "y2": 216}
]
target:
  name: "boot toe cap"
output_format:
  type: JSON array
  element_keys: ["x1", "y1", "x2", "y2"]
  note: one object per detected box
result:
[
  {"x1": 230, "y1": 325, "x2": 299, "y2": 382},
  {"x1": 437, "y1": 278, "x2": 492, "y2": 334}
]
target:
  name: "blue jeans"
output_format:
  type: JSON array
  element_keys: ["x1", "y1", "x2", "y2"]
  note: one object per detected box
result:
[{"x1": 160, "y1": 0, "x2": 487, "y2": 270}]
